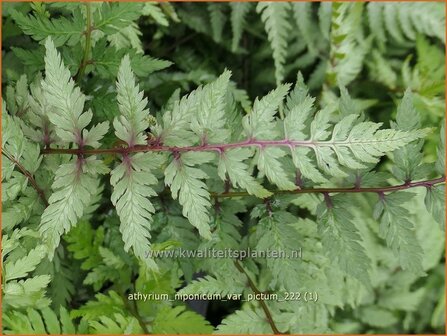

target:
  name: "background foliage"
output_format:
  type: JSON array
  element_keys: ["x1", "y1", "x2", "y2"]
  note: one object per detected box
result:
[{"x1": 2, "y1": 1, "x2": 446, "y2": 334}]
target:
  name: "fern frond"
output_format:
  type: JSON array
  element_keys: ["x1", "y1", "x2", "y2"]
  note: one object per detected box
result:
[
  {"x1": 39, "y1": 157, "x2": 108, "y2": 258},
  {"x1": 114, "y1": 55, "x2": 150, "y2": 146},
  {"x1": 426, "y1": 123, "x2": 445, "y2": 231},
  {"x1": 3, "y1": 275, "x2": 51, "y2": 309},
  {"x1": 208, "y1": 3, "x2": 226, "y2": 43},
  {"x1": 152, "y1": 306, "x2": 213, "y2": 334},
  {"x1": 39, "y1": 39, "x2": 109, "y2": 257},
  {"x1": 216, "y1": 309, "x2": 272, "y2": 334},
  {"x1": 111, "y1": 56, "x2": 165, "y2": 268},
  {"x1": 391, "y1": 90, "x2": 430, "y2": 183},
  {"x1": 367, "y1": 3, "x2": 445, "y2": 45},
  {"x1": 190, "y1": 70, "x2": 231, "y2": 143},
  {"x1": 367, "y1": 50, "x2": 397, "y2": 89},
  {"x1": 142, "y1": 3, "x2": 169, "y2": 27},
  {"x1": 42, "y1": 38, "x2": 109, "y2": 147},
  {"x1": 374, "y1": 192, "x2": 424, "y2": 275},
  {"x1": 10, "y1": 8, "x2": 84, "y2": 47},
  {"x1": 256, "y1": 211, "x2": 304, "y2": 290},
  {"x1": 94, "y1": 2, "x2": 143, "y2": 34},
  {"x1": 92, "y1": 39, "x2": 172, "y2": 78},
  {"x1": 178, "y1": 274, "x2": 244, "y2": 297},
  {"x1": 318, "y1": 2, "x2": 332, "y2": 40},
  {"x1": 4, "y1": 246, "x2": 47, "y2": 281},
  {"x1": 257, "y1": 147, "x2": 296, "y2": 190},
  {"x1": 108, "y1": 23, "x2": 143, "y2": 54},
  {"x1": 71, "y1": 291, "x2": 125, "y2": 319},
  {"x1": 284, "y1": 85, "x2": 429, "y2": 181},
  {"x1": 111, "y1": 152, "x2": 163, "y2": 269},
  {"x1": 3, "y1": 307, "x2": 76, "y2": 334},
  {"x1": 165, "y1": 152, "x2": 214, "y2": 239},
  {"x1": 2, "y1": 109, "x2": 42, "y2": 182},
  {"x1": 218, "y1": 148, "x2": 271, "y2": 198},
  {"x1": 366, "y1": 3, "x2": 387, "y2": 47},
  {"x1": 154, "y1": 87, "x2": 197, "y2": 147},
  {"x1": 243, "y1": 84, "x2": 291, "y2": 139},
  {"x1": 230, "y1": 2, "x2": 252, "y2": 51},
  {"x1": 64, "y1": 221, "x2": 104, "y2": 270},
  {"x1": 317, "y1": 196, "x2": 371, "y2": 287},
  {"x1": 257, "y1": 2, "x2": 292, "y2": 85},
  {"x1": 326, "y1": 3, "x2": 369, "y2": 86},
  {"x1": 88, "y1": 314, "x2": 142, "y2": 334},
  {"x1": 425, "y1": 185, "x2": 445, "y2": 231},
  {"x1": 435, "y1": 123, "x2": 445, "y2": 176},
  {"x1": 292, "y1": 2, "x2": 319, "y2": 54}
]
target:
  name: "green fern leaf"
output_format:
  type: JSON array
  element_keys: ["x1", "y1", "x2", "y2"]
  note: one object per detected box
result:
[
  {"x1": 243, "y1": 84, "x2": 291, "y2": 139},
  {"x1": 256, "y1": 211, "x2": 305, "y2": 290},
  {"x1": 190, "y1": 70, "x2": 231, "y2": 143},
  {"x1": 411, "y1": 3, "x2": 445, "y2": 43},
  {"x1": 3, "y1": 307, "x2": 76, "y2": 334},
  {"x1": 216, "y1": 308, "x2": 272, "y2": 334},
  {"x1": 208, "y1": 3, "x2": 226, "y2": 43},
  {"x1": 391, "y1": 90, "x2": 431, "y2": 182},
  {"x1": 64, "y1": 221, "x2": 104, "y2": 270},
  {"x1": 108, "y1": 23, "x2": 143, "y2": 54},
  {"x1": 42, "y1": 38, "x2": 109, "y2": 146},
  {"x1": 10, "y1": 8, "x2": 84, "y2": 47},
  {"x1": 40, "y1": 157, "x2": 109, "y2": 258},
  {"x1": 152, "y1": 306, "x2": 213, "y2": 334},
  {"x1": 383, "y1": 4, "x2": 407, "y2": 44},
  {"x1": 178, "y1": 275, "x2": 244, "y2": 297},
  {"x1": 257, "y1": 2, "x2": 292, "y2": 85},
  {"x1": 165, "y1": 152, "x2": 214, "y2": 239},
  {"x1": 2, "y1": 110, "x2": 42, "y2": 181},
  {"x1": 436, "y1": 123, "x2": 445, "y2": 175},
  {"x1": 142, "y1": 3, "x2": 169, "y2": 27},
  {"x1": 110, "y1": 152, "x2": 163, "y2": 269},
  {"x1": 425, "y1": 185, "x2": 445, "y2": 231},
  {"x1": 218, "y1": 148, "x2": 271, "y2": 198},
  {"x1": 367, "y1": 3, "x2": 387, "y2": 46},
  {"x1": 89, "y1": 314, "x2": 142, "y2": 334},
  {"x1": 368, "y1": 50, "x2": 397, "y2": 89},
  {"x1": 4, "y1": 245, "x2": 46, "y2": 281},
  {"x1": 368, "y1": 3, "x2": 445, "y2": 45},
  {"x1": 323, "y1": 118, "x2": 426, "y2": 177},
  {"x1": 3, "y1": 275, "x2": 51, "y2": 309},
  {"x1": 111, "y1": 56, "x2": 165, "y2": 268},
  {"x1": 94, "y1": 2, "x2": 143, "y2": 35},
  {"x1": 71, "y1": 291, "x2": 125, "y2": 319},
  {"x1": 374, "y1": 192, "x2": 425, "y2": 275},
  {"x1": 284, "y1": 78, "x2": 326, "y2": 183},
  {"x1": 327, "y1": 3, "x2": 369, "y2": 86},
  {"x1": 92, "y1": 39, "x2": 172, "y2": 78},
  {"x1": 39, "y1": 40, "x2": 109, "y2": 256},
  {"x1": 230, "y1": 2, "x2": 251, "y2": 51},
  {"x1": 114, "y1": 55, "x2": 150, "y2": 146},
  {"x1": 154, "y1": 87, "x2": 198, "y2": 147},
  {"x1": 318, "y1": 2, "x2": 332, "y2": 40},
  {"x1": 257, "y1": 146, "x2": 295, "y2": 190},
  {"x1": 292, "y1": 2, "x2": 318, "y2": 53},
  {"x1": 317, "y1": 196, "x2": 372, "y2": 287}
]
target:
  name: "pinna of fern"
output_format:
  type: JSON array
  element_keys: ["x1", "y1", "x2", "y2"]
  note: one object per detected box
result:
[
  {"x1": 2, "y1": 3, "x2": 445, "y2": 335},
  {"x1": 22, "y1": 37, "x2": 442, "y2": 277}
]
